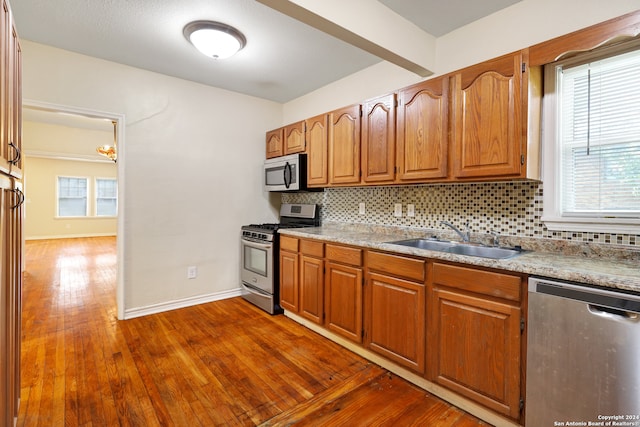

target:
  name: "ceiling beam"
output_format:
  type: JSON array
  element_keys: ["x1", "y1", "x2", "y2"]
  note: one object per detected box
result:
[{"x1": 257, "y1": 0, "x2": 435, "y2": 77}]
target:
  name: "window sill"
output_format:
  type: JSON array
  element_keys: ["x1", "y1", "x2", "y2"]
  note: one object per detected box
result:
[
  {"x1": 55, "y1": 216, "x2": 117, "y2": 219},
  {"x1": 542, "y1": 216, "x2": 640, "y2": 234}
]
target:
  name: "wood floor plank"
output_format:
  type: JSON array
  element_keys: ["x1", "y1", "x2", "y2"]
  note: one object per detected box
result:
[{"x1": 17, "y1": 237, "x2": 490, "y2": 427}]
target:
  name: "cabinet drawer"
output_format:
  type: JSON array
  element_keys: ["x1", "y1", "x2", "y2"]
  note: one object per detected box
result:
[
  {"x1": 432, "y1": 263, "x2": 521, "y2": 302},
  {"x1": 280, "y1": 236, "x2": 299, "y2": 252},
  {"x1": 367, "y1": 251, "x2": 425, "y2": 282},
  {"x1": 326, "y1": 244, "x2": 362, "y2": 267},
  {"x1": 300, "y1": 239, "x2": 324, "y2": 257}
]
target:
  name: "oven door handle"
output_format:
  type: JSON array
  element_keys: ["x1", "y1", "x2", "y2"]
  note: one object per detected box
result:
[
  {"x1": 242, "y1": 282, "x2": 271, "y2": 297},
  {"x1": 284, "y1": 162, "x2": 292, "y2": 189},
  {"x1": 241, "y1": 239, "x2": 273, "y2": 250}
]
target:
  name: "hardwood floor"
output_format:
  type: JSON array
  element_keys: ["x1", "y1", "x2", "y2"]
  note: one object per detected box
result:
[{"x1": 17, "y1": 237, "x2": 490, "y2": 426}]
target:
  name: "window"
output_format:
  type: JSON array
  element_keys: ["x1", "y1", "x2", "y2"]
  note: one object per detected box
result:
[
  {"x1": 542, "y1": 42, "x2": 640, "y2": 233},
  {"x1": 57, "y1": 176, "x2": 88, "y2": 217},
  {"x1": 96, "y1": 178, "x2": 117, "y2": 216}
]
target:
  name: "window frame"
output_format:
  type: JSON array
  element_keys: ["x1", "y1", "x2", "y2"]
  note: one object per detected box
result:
[
  {"x1": 541, "y1": 40, "x2": 640, "y2": 234},
  {"x1": 94, "y1": 177, "x2": 118, "y2": 217},
  {"x1": 56, "y1": 175, "x2": 90, "y2": 218}
]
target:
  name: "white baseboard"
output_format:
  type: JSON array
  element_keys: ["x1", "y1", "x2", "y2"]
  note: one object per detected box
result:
[
  {"x1": 123, "y1": 288, "x2": 243, "y2": 319},
  {"x1": 26, "y1": 232, "x2": 117, "y2": 240}
]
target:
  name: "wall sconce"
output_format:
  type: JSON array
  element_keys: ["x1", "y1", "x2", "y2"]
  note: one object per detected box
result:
[
  {"x1": 183, "y1": 20, "x2": 246, "y2": 59},
  {"x1": 97, "y1": 121, "x2": 117, "y2": 163}
]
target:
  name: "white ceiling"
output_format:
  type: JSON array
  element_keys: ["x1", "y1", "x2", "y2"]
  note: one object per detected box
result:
[{"x1": 12, "y1": 0, "x2": 520, "y2": 105}]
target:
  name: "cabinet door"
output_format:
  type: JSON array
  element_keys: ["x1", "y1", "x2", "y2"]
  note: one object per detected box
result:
[
  {"x1": 299, "y1": 255, "x2": 324, "y2": 324},
  {"x1": 284, "y1": 121, "x2": 305, "y2": 155},
  {"x1": 0, "y1": 175, "x2": 21, "y2": 426},
  {"x1": 0, "y1": 2, "x2": 11, "y2": 175},
  {"x1": 362, "y1": 94, "x2": 395, "y2": 183},
  {"x1": 0, "y1": 176, "x2": 9, "y2": 426},
  {"x1": 452, "y1": 51, "x2": 525, "y2": 179},
  {"x1": 325, "y1": 261, "x2": 363, "y2": 343},
  {"x1": 7, "y1": 19, "x2": 20, "y2": 179},
  {"x1": 266, "y1": 128, "x2": 284, "y2": 159},
  {"x1": 397, "y1": 77, "x2": 448, "y2": 181},
  {"x1": 279, "y1": 250, "x2": 298, "y2": 312},
  {"x1": 328, "y1": 104, "x2": 361, "y2": 185},
  {"x1": 305, "y1": 114, "x2": 328, "y2": 187},
  {"x1": 8, "y1": 179, "x2": 21, "y2": 418},
  {"x1": 366, "y1": 272, "x2": 425, "y2": 373},
  {"x1": 428, "y1": 286, "x2": 521, "y2": 420}
]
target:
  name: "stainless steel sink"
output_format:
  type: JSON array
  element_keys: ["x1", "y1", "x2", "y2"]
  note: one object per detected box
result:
[
  {"x1": 387, "y1": 238, "x2": 525, "y2": 259},
  {"x1": 390, "y1": 238, "x2": 458, "y2": 251},
  {"x1": 446, "y1": 244, "x2": 523, "y2": 259}
]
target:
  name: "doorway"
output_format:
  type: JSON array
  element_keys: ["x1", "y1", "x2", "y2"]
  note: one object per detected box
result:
[{"x1": 21, "y1": 100, "x2": 126, "y2": 319}]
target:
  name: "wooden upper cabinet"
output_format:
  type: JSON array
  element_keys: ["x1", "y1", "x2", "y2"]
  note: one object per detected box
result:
[
  {"x1": 1, "y1": 3, "x2": 21, "y2": 178},
  {"x1": 451, "y1": 50, "x2": 526, "y2": 179},
  {"x1": 396, "y1": 77, "x2": 448, "y2": 181},
  {"x1": 328, "y1": 104, "x2": 361, "y2": 185},
  {"x1": 0, "y1": 1, "x2": 10, "y2": 175},
  {"x1": 284, "y1": 121, "x2": 305, "y2": 155},
  {"x1": 305, "y1": 114, "x2": 329, "y2": 187},
  {"x1": 362, "y1": 94, "x2": 396, "y2": 184},
  {"x1": 265, "y1": 127, "x2": 284, "y2": 159},
  {"x1": 8, "y1": 23, "x2": 20, "y2": 179}
]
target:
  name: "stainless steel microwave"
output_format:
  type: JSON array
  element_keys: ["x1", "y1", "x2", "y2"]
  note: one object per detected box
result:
[{"x1": 264, "y1": 153, "x2": 308, "y2": 192}]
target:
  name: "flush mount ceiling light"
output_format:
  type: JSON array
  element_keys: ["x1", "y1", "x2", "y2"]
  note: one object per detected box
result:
[{"x1": 183, "y1": 20, "x2": 246, "y2": 59}]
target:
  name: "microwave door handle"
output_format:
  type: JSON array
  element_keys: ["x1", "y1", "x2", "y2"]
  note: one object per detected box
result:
[{"x1": 284, "y1": 162, "x2": 292, "y2": 189}]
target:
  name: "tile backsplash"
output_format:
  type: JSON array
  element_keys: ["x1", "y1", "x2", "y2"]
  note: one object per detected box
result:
[{"x1": 283, "y1": 182, "x2": 638, "y2": 247}]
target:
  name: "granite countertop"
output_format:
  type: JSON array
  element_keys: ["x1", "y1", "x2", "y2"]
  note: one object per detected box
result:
[{"x1": 279, "y1": 223, "x2": 640, "y2": 294}]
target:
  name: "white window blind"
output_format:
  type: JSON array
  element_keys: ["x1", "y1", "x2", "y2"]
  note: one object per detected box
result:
[
  {"x1": 96, "y1": 178, "x2": 117, "y2": 216},
  {"x1": 558, "y1": 48, "x2": 640, "y2": 218},
  {"x1": 58, "y1": 177, "x2": 88, "y2": 217}
]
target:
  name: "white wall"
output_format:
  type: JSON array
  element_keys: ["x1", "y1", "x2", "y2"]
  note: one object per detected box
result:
[
  {"x1": 283, "y1": 0, "x2": 640, "y2": 123},
  {"x1": 22, "y1": 41, "x2": 283, "y2": 315},
  {"x1": 23, "y1": 156, "x2": 118, "y2": 239}
]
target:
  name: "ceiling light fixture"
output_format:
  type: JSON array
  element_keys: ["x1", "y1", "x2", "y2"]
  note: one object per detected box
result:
[
  {"x1": 183, "y1": 20, "x2": 246, "y2": 59},
  {"x1": 96, "y1": 121, "x2": 117, "y2": 163}
]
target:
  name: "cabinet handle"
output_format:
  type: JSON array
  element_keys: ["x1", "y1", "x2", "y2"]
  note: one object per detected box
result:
[
  {"x1": 9, "y1": 141, "x2": 21, "y2": 165},
  {"x1": 11, "y1": 187, "x2": 24, "y2": 209}
]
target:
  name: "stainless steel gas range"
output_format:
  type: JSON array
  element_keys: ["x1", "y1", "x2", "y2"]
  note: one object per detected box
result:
[{"x1": 240, "y1": 203, "x2": 319, "y2": 314}]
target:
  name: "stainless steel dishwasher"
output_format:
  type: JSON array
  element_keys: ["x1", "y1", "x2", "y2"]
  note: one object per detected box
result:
[{"x1": 526, "y1": 277, "x2": 640, "y2": 426}]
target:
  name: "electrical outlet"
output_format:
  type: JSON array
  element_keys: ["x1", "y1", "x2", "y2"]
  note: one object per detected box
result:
[
  {"x1": 394, "y1": 203, "x2": 402, "y2": 217},
  {"x1": 358, "y1": 202, "x2": 366, "y2": 215},
  {"x1": 187, "y1": 266, "x2": 197, "y2": 279},
  {"x1": 407, "y1": 204, "x2": 415, "y2": 217}
]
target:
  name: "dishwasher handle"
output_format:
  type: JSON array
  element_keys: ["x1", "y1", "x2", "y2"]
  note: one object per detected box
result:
[
  {"x1": 588, "y1": 304, "x2": 640, "y2": 322},
  {"x1": 529, "y1": 276, "x2": 640, "y2": 315}
]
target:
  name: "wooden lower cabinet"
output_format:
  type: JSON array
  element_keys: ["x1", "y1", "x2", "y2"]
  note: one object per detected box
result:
[
  {"x1": 299, "y1": 254, "x2": 324, "y2": 324},
  {"x1": 279, "y1": 237, "x2": 299, "y2": 313},
  {"x1": 1, "y1": 175, "x2": 22, "y2": 426},
  {"x1": 428, "y1": 262, "x2": 523, "y2": 421},
  {"x1": 366, "y1": 272, "x2": 425, "y2": 373},
  {"x1": 325, "y1": 261, "x2": 363, "y2": 343}
]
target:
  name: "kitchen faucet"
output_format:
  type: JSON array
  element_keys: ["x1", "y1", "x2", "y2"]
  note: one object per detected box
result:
[{"x1": 440, "y1": 221, "x2": 471, "y2": 243}]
